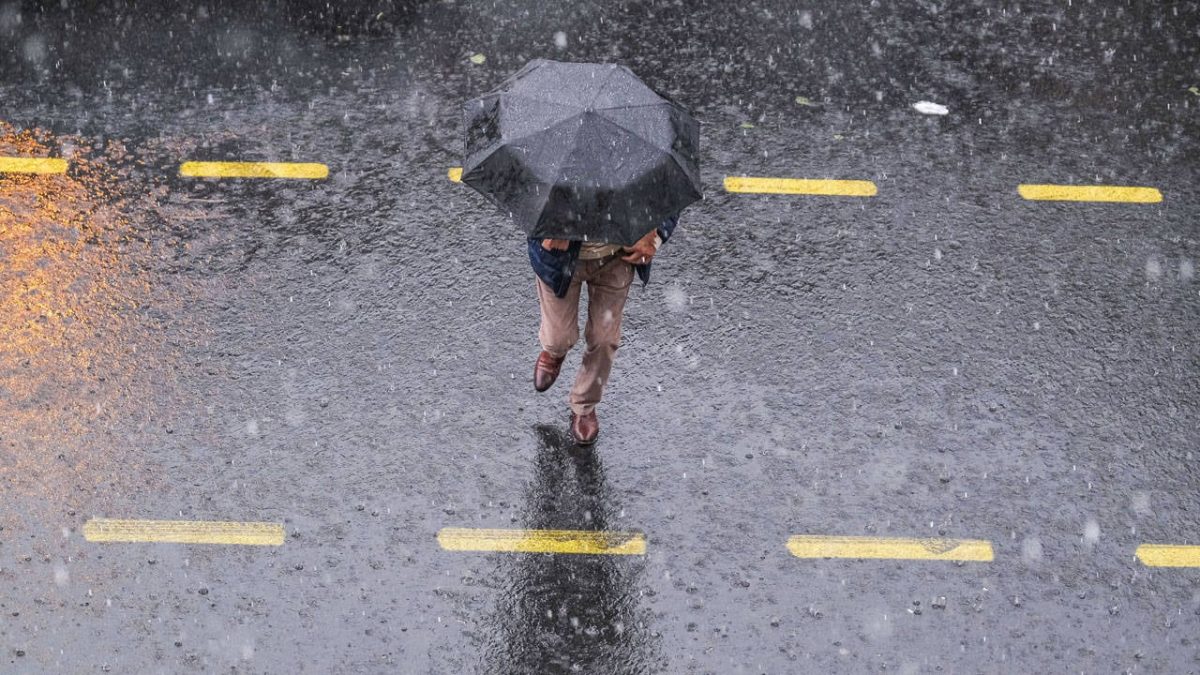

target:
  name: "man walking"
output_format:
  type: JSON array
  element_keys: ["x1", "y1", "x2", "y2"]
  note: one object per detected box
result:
[
  {"x1": 529, "y1": 214, "x2": 679, "y2": 445},
  {"x1": 460, "y1": 61, "x2": 699, "y2": 444}
]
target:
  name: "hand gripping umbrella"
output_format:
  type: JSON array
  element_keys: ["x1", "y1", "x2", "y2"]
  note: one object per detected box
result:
[{"x1": 461, "y1": 59, "x2": 702, "y2": 247}]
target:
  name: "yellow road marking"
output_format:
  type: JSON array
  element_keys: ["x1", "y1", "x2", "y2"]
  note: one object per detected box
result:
[
  {"x1": 1136, "y1": 544, "x2": 1200, "y2": 567},
  {"x1": 437, "y1": 527, "x2": 645, "y2": 555},
  {"x1": 82, "y1": 518, "x2": 285, "y2": 546},
  {"x1": 0, "y1": 157, "x2": 68, "y2": 174},
  {"x1": 787, "y1": 535, "x2": 994, "y2": 562},
  {"x1": 448, "y1": 166, "x2": 463, "y2": 182},
  {"x1": 1017, "y1": 184, "x2": 1162, "y2": 203},
  {"x1": 724, "y1": 176, "x2": 877, "y2": 196},
  {"x1": 179, "y1": 161, "x2": 329, "y2": 180}
]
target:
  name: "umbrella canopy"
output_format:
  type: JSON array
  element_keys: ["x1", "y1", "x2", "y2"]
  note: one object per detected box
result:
[{"x1": 461, "y1": 59, "x2": 702, "y2": 247}]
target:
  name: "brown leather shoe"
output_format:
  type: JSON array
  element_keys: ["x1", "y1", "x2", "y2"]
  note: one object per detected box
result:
[
  {"x1": 570, "y1": 410, "x2": 599, "y2": 445},
  {"x1": 533, "y1": 350, "x2": 566, "y2": 392}
]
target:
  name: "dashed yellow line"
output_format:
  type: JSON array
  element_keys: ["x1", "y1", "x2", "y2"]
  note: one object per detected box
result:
[
  {"x1": 0, "y1": 157, "x2": 68, "y2": 174},
  {"x1": 82, "y1": 518, "x2": 285, "y2": 546},
  {"x1": 179, "y1": 161, "x2": 329, "y2": 180},
  {"x1": 724, "y1": 176, "x2": 877, "y2": 197},
  {"x1": 437, "y1": 527, "x2": 646, "y2": 555},
  {"x1": 787, "y1": 535, "x2": 994, "y2": 562},
  {"x1": 1017, "y1": 184, "x2": 1162, "y2": 203},
  {"x1": 448, "y1": 166, "x2": 463, "y2": 182},
  {"x1": 1136, "y1": 544, "x2": 1200, "y2": 567}
]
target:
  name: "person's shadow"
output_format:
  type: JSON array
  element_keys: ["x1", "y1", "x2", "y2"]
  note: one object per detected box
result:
[{"x1": 477, "y1": 424, "x2": 662, "y2": 674}]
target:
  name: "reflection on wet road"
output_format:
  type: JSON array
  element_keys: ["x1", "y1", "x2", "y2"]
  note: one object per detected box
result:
[
  {"x1": 473, "y1": 425, "x2": 661, "y2": 674},
  {"x1": 0, "y1": 122, "x2": 183, "y2": 528},
  {"x1": 438, "y1": 527, "x2": 646, "y2": 555}
]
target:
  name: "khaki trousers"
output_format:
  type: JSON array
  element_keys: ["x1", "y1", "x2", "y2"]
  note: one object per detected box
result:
[{"x1": 535, "y1": 254, "x2": 635, "y2": 416}]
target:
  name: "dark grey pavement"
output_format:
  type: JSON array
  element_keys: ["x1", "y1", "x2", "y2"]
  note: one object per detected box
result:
[{"x1": 2, "y1": 0, "x2": 1199, "y2": 672}]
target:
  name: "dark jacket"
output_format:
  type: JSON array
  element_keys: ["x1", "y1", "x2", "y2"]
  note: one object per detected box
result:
[{"x1": 527, "y1": 214, "x2": 680, "y2": 298}]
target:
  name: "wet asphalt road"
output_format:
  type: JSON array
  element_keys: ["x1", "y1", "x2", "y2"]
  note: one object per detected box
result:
[{"x1": 2, "y1": 0, "x2": 1199, "y2": 672}]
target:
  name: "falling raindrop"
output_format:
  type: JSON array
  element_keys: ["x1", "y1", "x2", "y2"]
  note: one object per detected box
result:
[
  {"x1": 1146, "y1": 256, "x2": 1162, "y2": 280},
  {"x1": 1021, "y1": 536, "x2": 1043, "y2": 564}
]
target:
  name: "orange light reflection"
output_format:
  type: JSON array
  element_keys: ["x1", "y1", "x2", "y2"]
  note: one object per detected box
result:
[{"x1": 0, "y1": 121, "x2": 180, "y2": 530}]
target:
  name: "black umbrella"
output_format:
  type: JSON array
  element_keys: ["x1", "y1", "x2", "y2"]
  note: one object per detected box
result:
[{"x1": 461, "y1": 59, "x2": 702, "y2": 247}]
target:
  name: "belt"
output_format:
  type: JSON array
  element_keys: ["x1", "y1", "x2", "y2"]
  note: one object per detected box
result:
[{"x1": 581, "y1": 248, "x2": 625, "y2": 263}]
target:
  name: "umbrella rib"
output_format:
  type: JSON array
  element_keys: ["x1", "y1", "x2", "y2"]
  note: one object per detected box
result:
[
  {"x1": 462, "y1": 93, "x2": 582, "y2": 172},
  {"x1": 664, "y1": 148, "x2": 703, "y2": 199},
  {"x1": 510, "y1": 112, "x2": 585, "y2": 148},
  {"x1": 610, "y1": 114, "x2": 702, "y2": 221},
  {"x1": 591, "y1": 106, "x2": 677, "y2": 154},
  {"x1": 593, "y1": 101, "x2": 672, "y2": 112},
  {"x1": 587, "y1": 112, "x2": 695, "y2": 183},
  {"x1": 464, "y1": 114, "x2": 584, "y2": 178},
  {"x1": 588, "y1": 65, "x2": 623, "y2": 109},
  {"x1": 501, "y1": 90, "x2": 585, "y2": 113},
  {"x1": 531, "y1": 113, "x2": 600, "y2": 236},
  {"x1": 463, "y1": 136, "x2": 506, "y2": 168}
]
